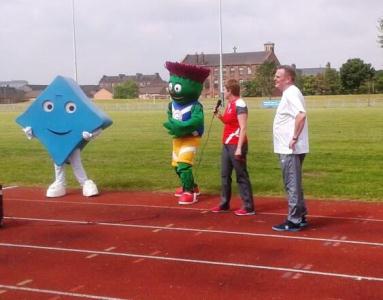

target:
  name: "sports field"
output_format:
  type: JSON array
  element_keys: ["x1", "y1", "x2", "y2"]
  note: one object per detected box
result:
[
  {"x1": 1, "y1": 94, "x2": 383, "y2": 201},
  {"x1": 1, "y1": 95, "x2": 383, "y2": 299}
]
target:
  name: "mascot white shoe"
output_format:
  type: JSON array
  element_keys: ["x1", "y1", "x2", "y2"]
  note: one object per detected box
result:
[
  {"x1": 82, "y1": 180, "x2": 99, "y2": 197},
  {"x1": 46, "y1": 182, "x2": 66, "y2": 198}
]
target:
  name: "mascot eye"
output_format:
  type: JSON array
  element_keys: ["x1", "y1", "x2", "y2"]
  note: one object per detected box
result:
[
  {"x1": 174, "y1": 84, "x2": 182, "y2": 93},
  {"x1": 65, "y1": 102, "x2": 77, "y2": 113},
  {"x1": 168, "y1": 83, "x2": 173, "y2": 91},
  {"x1": 43, "y1": 101, "x2": 54, "y2": 112}
]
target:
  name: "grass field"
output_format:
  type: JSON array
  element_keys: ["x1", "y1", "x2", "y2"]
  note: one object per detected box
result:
[{"x1": 1, "y1": 94, "x2": 383, "y2": 201}]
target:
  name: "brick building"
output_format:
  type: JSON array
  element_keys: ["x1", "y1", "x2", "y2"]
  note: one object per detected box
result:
[
  {"x1": 181, "y1": 42, "x2": 280, "y2": 97},
  {"x1": 98, "y1": 73, "x2": 168, "y2": 99}
]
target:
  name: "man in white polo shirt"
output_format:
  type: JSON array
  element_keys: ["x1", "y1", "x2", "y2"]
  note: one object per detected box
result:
[{"x1": 272, "y1": 65, "x2": 309, "y2": 232}]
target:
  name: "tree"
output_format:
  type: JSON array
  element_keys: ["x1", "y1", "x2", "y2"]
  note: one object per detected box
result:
[
  {"x1": 300, "y1": 75, "x2": 316, "y2": 95},
  {"x1": 241, "y1": 80, "x2": 259, "y2": 97},
  {"x1": 254, "y1": 61, "x2": 278, "y2": 98},
  {"x1": 323, "y1": 62, "x2": 341, "y2": 95},
  {"x1": 374, "y1": 70, "x2": 383, "y2": 93},
  {"x1": 340, "y1": 58, "x2": 375, "y2": 93},
  {"x1": 113, "y1": 80, "x2": 139, "y2": 99},
  {"x1": 378, "y1": 18, "x2": 383, "y2": 48}
]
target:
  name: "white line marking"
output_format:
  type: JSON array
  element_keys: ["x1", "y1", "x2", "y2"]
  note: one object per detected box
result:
[
  {"x1": 105, "y1": 247, "x2": 116, "y2": 252},
  {"x1": 2, "y1": 186, "x2": 18, "y2": 190},
  {"x1": 132, "y1": 258, "x2": 145, "y2": 264},
  {"x1": 303, "y1": 264, "x2": 313, "y2": 270},
  {"x1": 86, "y1": 254, "x2": 98, "y2": 259},
  {"x1": 293, "y1": 273, "x2": 302, "y2": 280},
  {"x1": 282, "y1": 272, "x2": 292, "y2": 278},
  {"x1": 1, "y1": 242, "x2": 383, "y2": 282},
  {"x1": 5, "y1": 216, "x2": 383, "y2": 248},
  {"x1": 0, "y1": 284, "x2": 126, "y2": 300},
  {"x1": 150, "y1": 250, "x2": 161, "y2": 256},
  {"x1": 17, "y1": 279, "x2": 33, "y2": 286},
  {"x1": 0, "y1": 290, "x2": 7, "y2": 294},
  {"x1": 7, "y1": 198, "x2": 383, "y2": 223}
]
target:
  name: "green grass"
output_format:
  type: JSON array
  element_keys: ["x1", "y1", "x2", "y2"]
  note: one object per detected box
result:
[{"x1": 1, "y1": 96, "x2": 383, "y2": 201}]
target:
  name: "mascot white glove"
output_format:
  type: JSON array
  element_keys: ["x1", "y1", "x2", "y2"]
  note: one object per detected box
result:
[
  {"x1": 22, "y1": 126, "x2": 33, "y2": 140},
  {"x1": 82, "y1": 129, "x2": 102, "y2": 141}
]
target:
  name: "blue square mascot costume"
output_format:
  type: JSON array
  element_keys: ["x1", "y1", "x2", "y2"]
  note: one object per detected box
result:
[
  {"x1": 163, "y1": 62, "x2": 210, "y2": 205},
  {"x1": 16, "y1": 76, "x2": 113, "y2": 198}
]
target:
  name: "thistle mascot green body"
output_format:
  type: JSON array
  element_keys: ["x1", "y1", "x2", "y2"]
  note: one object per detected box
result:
[{"x1": 163, "y1": 61, "x2": 210, "y2": 205}]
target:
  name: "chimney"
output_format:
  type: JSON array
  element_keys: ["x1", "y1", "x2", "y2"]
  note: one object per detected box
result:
[
  {"x1": 201, "y1": 52, "x2": 205, "y2": 64},
  {"x1": 264, "y1": 42, "x2": 275, "y2": 53},
  {"x1": 195, "y1": 52, "x2": 199, "y2": 64}
]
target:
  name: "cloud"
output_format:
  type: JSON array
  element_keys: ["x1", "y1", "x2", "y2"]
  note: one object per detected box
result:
[{"x1": 0, "y1": 0, "x2": 382, "y2": 84}]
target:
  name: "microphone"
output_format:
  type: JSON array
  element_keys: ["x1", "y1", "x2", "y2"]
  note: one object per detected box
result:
[{"x1": 213, "y1": 99, "x2": 222, "y2": 114}]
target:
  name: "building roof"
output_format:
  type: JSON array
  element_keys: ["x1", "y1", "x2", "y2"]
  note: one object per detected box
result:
[
  {"x1": 297, "y1": 68, "x2": 327, "y2": 76},
  {"x1": 182, "y1": 51, "x2": 277, "y2": 67},
  {"x1": 99, "y1": 73, "x2": 165, "y2": 85},
  {"x1": 139, "y1": 85, "x2": 167, "y2": 95}
]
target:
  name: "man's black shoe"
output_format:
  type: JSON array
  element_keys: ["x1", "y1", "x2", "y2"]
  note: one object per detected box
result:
[
  {"x1": 300, "y1": 216, "x2": 308, "y2": 227},
  {"x1": 272, "y1": 220, "x2": 301, "y2": 232}
]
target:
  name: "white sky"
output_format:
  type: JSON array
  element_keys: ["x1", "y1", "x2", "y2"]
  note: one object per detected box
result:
[{"x1": 0, "y1": 0, "x2": 382, "y2": 84}]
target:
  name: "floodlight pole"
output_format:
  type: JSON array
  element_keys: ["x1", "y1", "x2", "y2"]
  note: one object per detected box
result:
[
  {"x1": 72, "y1": 0, "x2": 78, "y2": 82},
  {"x1": 219, "y1": 0, "x2": 224, "y2": 106}
]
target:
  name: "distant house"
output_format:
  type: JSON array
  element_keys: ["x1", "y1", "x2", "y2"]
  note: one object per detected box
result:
[
  {"x1": 22, "y1": 85, "x2": 47, "y2": 100},
  {"x1": 93, "y1": 88, "x2": 113, "y2": 100},
  {"x1": 181, "y1": 42, "x2": 280, "y2": 97},
  {"x1": 0, "y1": 80, "x2": 28, "y2": 89},
  {"x1": 139, "y1": 85, "x2": 168, "y2": 100},
  {"x1": 99, "y1": 72, "x2": 168, "y2": 99},
  {"x1": 80, "y1": 85, "x2": 99, "y2": 99},
  {"x1": 0, "y1": 80, "x2": 29, "y2": 103},
  {"x1": 0, "y1": 86, "x2": 25, "y2": 103},
  {"x1": 296, "y1": 67, "x2": 327, "y2": 77}
]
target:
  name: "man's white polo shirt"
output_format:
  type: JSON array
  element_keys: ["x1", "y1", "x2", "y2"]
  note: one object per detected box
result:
[{"x1": 273, "y1": 85, "x2": 309, "y2": 154}]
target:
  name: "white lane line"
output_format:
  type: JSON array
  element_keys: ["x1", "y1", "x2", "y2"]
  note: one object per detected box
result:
[
  {"x1": 153, "y1": 223, "x2": 173, "y2": 233},
  {"x1": 6, "y1": 198, "x2": 383, "y2": 223},
  {"x1": 17, "y1": 279, "x2": 33, "y2": 286},
  {"x1": 293, "y1": 273, "x2": 302, "y2": 280},
  {"x1": 86, "y1": 247, "x2": 116, "y2": 259},
  {"x1": 0, "y1": 290, "x2": 7, "y2": 294},
  {"x1": 5, "y1": 216, "x2": 383, "y2": 248},
  {"x1": 1, "y1": 242, "x2": 382, "y2": 282},
  {"x1": 2, "y1": 186, "x2": 18, "y2": 190},
  {"x1": 0, "y1": 284, "x2": 126, "y2": 300},
  {"x1": 303, "y1": 264, "x2": 313, "y2": 270},
  {"x1": 132, "y1": 258, "x2": 145, "y2": 264}
]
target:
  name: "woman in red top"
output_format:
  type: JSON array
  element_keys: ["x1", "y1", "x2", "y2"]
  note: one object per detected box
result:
[{"x1": 211, "y1": 79, "x2": 255, "y2": 215}]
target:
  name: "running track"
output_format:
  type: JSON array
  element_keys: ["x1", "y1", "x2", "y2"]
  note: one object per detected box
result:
[{"x1": 1, "y1": 187, "x2": 382, "y2": 299}]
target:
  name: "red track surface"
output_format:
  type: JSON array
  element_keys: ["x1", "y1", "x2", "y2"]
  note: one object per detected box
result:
[{"x1": 1, "y1": 187, "x2": 383, "y2": 299}]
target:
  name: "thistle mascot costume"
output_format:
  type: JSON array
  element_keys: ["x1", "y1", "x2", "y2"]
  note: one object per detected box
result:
[{"x1": 163, "y1": 61, "x2": 210, "y2": 205}]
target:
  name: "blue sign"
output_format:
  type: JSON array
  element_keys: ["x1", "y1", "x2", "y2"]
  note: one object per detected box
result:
[{"x1": 262, "y1": 99, "x2": 280, "y2": 109}]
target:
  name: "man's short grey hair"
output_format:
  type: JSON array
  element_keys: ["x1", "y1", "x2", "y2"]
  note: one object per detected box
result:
[{"x1": 277, "y1": 65, "x2": 296, "y2": 82}]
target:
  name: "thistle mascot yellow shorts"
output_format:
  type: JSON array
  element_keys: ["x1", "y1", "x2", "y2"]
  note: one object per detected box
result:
[{"x1": 172, "y1": 136, "x2": 201, "y2": 167}]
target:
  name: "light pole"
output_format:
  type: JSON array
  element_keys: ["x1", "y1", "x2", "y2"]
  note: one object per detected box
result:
[
  {"x1": 219, "y1": 0, "x2": 224, "y2": 106},
  {"x1": 72, "y1": 0, "x2": 78, "y2": 82}
]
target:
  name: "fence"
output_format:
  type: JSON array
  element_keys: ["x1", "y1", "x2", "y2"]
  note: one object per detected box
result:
[{"x1": 1, "y1": 97, "x2": 383, "y2": 112}]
